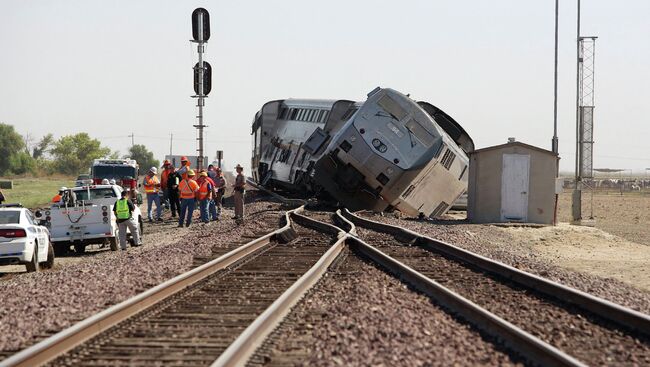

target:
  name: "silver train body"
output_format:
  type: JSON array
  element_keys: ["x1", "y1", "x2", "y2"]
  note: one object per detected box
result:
[{"x1": 251, "y1": 87, "x2": 474, "y2": 217}]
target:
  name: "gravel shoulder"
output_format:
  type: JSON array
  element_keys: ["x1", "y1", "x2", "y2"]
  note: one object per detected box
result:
[
  {"x1": 0, "y1": 200, "x2": 284, "y2": 357},
  {"x1": 358, "y1": 212, "x2": 650, "y2": 314}
]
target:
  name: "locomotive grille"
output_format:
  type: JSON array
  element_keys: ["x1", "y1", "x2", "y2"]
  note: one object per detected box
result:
[
  {"x1": 431, "y1": 201, "x2": 449, "y2": 217},
  {"x1": 440, "y1": 149, "x2": 456, "y2": 170},
  {"x1": 402, "y1": 184, "x2": 416, "y2": 198}
]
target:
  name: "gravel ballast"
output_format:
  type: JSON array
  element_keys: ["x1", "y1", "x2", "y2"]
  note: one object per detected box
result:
[
  {"x1": 0, "y1": 201, "x2": 284, "y2": 358},
  {"x1": 355, "y1": 228, "x2": 650, "y2": 366},
  {"x1": 358, "y1": 213, "x2": 650, "y2": 315},
  {"x1": 252, "y1": 250, "x2": 524, "y2": 367}
]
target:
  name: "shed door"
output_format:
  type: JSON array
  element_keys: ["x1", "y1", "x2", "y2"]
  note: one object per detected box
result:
[{"x1": 500, "y1": 154, "x2": 530, "y2": 222}]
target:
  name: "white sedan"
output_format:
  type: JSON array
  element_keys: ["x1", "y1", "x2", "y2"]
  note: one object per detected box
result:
[{"x1": 0, "y1": 205, "x2": 54, "y2": 272}]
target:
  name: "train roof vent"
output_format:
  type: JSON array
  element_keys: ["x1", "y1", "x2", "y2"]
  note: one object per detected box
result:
[
  {"x1": 440, "y1": 149, "x2": 456, "y2": 170},
  {"x1": 431, "y1": 201, "x2": 449, "y2": 218}
]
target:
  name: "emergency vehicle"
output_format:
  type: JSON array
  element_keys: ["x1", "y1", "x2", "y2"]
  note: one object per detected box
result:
[
  {"x1": 43, "y1": 185, "x2": 143, "y2": 255},
  {"x1": 91, "y1": 159, "x2": 139, "y2": 197}
]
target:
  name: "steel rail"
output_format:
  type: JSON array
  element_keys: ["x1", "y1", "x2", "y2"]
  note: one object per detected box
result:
[
  {"x1": 342, "y1": 209, "x2": 650, "y2": 336},
  {"x1": 345, "y1": 235, "x2": 586, "y2": 367},
  {"x1": 211, "y1": 212, "x2": 347, "y2": 367},
  {"x1": 245, "y1": 178, "x2": 307, "y2": 207},
  {"x1": 1, "y1": 207, "x2": 305, "y2": 367}
]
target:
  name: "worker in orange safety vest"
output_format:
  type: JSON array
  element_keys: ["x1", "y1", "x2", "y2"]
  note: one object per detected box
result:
[
  {"x1": 177, "y1": 156, "x2": 192, "y2": 180},
  {"x1": 177, "y1": 169, "x2": 199, "y2": 227},
  {"x1": 196, "y1": 171, "x2": 214, "y2": 224},
  {"x1": 51, "y1": 187, "x2": 67, "y2": 203},
  {"x1": 142, "y1": 167, "x2": 163, "y2": 222},
  {"x1": 160, "y1": 160, "x2": 172, "y2": 210}
]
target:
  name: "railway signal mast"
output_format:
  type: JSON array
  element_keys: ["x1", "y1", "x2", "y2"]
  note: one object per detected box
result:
[
  {"x1": 572, "y1": 0, "x2": 597, "y2": 223},
  {"x1": 191, "y1": 8, "x2": 212, "y2": 170}
]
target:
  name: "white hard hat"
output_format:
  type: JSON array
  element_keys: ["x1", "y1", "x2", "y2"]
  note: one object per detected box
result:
[
  {"x1": 150, "y1": 167, "x2": 158, "y2": 174},
  {"x1": 59, "y1": 186, "x2": 67, "y2": 192},
  {"x1": 109, "y1": 179, "x2": 116, "y2": 185},
  {"x1": 101, "y1": 179, "x2": 110, "y2": 185}
]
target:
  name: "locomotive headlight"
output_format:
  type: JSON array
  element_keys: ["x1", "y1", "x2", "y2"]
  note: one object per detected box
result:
[
  {"x1": 386, "y1": 168, "x2": 394, "y2": 175},
  {"x1": 378, "y1": 144, "x2": 388, "y2": 153},
  {"x1": 372, "y1": 139, "x2": 382, "y2": 148},
  {"x1": 350, "y1": 136, "x2": 357, "y2": 142}
]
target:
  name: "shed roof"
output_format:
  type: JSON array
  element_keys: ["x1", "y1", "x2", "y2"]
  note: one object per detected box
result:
[{"x1": 469, "y1": 141, "x2": 558, "y2": 157}]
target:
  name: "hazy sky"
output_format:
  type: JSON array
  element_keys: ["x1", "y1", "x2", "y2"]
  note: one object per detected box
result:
[{"x1": 1, "y1": 1, "x2": 649, "y2": 172}]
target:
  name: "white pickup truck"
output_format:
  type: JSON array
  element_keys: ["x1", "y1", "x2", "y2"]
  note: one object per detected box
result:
[{"x1": 43, "y1": 185, "x2": 143, "y2": 255}]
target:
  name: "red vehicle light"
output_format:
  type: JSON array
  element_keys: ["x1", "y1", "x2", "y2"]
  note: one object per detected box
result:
[
  {"x1": 0, "y1": 229, "x2": 27, "y2": 238},
  {"x1": 93, "y1": 178, "x2": 103, "y2": 185}
]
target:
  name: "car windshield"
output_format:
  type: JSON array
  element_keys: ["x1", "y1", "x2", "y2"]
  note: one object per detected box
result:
[
  {"x1": 74, "y1": 188, "x2": 117, "y2": 201},
  {"x1": 0, "y1": 211, "x2": 20, "y2": 224},
  {"x1": 93, "y1": 166, "x2": 137, "y2": 179}
]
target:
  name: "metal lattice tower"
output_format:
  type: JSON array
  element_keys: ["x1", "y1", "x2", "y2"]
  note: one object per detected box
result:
[
  {"x1": 572, "y1": 33, "x2": 597, "y2": 223},
  {"x1": 578, "y1": 37, "x2": 597, "y2": 179}
]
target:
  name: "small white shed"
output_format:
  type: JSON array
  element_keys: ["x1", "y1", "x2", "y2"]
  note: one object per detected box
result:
[{"x1": 467, "y1": 140, "x2": 559, "y2": 224}]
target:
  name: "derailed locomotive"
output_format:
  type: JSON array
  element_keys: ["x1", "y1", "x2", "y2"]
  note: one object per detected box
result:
[{"x1": 251, "y1": 87, "x2": 474, "y2": 218}]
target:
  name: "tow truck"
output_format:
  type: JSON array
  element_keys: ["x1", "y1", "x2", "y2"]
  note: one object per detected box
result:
[{"x1": 41, "y1": 185, "x2": 143, "y2": 255}]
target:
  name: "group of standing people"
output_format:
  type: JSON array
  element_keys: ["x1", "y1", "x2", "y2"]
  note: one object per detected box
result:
[{"x1": 142, "y1": 156, "x2": 246, "y2": 228}]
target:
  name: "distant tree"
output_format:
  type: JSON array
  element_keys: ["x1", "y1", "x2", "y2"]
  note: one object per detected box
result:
[
  {"x1": 126, "y1": 144, "x2": 159, "y2": 172},
  {"x1": 32, "y1": 133, "x2": 54, "y2": 159},
  {"x1": 10, "y1": 151, "x2": 36, "y2": 174},
  {"x1": 0, "y1": 123, "x2": 27, "y2": 176},
  {"x1": 51, "y1": 133, "x2": 111, "y2": 175},
  {"x1": 109, "y1": 150, "x2": 121, "y2": 159}
]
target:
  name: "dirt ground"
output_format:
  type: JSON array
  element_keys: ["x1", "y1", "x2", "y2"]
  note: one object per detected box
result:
[
  {"x1": 450, "y1": 191, "x2": 650, "y2": 293},
  {"x1": 499, "y1": 223, "x2": 650, "y2": 292},
  {"x1": 557, "y1": 190, "x2": 650, "y2": 246}
]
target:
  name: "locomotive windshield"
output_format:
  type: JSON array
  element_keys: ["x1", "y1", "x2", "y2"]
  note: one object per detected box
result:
[{"x1": 404, "y1": 118, "x2": 433, "y2": 148}]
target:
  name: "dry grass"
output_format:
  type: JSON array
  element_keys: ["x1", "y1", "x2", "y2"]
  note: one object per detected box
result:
[{"x1": 0, "y1": 177, "x2": 74, "y2": 209}]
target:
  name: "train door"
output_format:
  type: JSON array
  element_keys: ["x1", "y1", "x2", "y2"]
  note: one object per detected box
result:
[{"x1": 500, "y1": 154, "x2": 530, "y2": 221}]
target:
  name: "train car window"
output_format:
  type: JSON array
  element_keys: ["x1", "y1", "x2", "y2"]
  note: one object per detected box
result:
[
  {"x1": 322, "y1": 111, "x2": 330, "y2": 123},
  {"x1": 306, "y1": 109, "x2": 314, "y2": 122},
  {"x1": 341, "y1": 108, "x2": 358, "y2": 121},
  {"x1": 377, "y1": 95, "x2": 407, "y2": 121},
  {"x1": 279, "y1": 108, "x2": 288, "y2": 120},
  {"x1": 316, "y1": 110, "x2": 325, "y2": 123},
  {"x1": 290, "y1": 108, "x2": 298, "y2": 120},
  {"x1": 298, "y1": 109, "x2": 306, "y2": 121},
  {"x1": 405, "y1": 119, "x2": 433, "y2": 148}
]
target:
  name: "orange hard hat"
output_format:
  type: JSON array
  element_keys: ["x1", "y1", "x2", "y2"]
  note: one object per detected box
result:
[
  {"x1": 181, "y1": 156, "x2": 188, "y2": 162},
  {"x1": 162, "y1": 160, "x2": 171, "y2": 167}
]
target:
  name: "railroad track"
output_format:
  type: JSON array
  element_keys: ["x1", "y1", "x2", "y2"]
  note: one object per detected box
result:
[
  {"x1": 339, "y1": 209, "x2": 650, "y2": 366},
  {"x1": 3, "y1": 205, "x2": 649, "y2": 366}
]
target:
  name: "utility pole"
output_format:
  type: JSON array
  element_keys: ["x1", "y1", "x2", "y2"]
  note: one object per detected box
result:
[
  {"x1": 571, "y1": 0, "x2": 582, "y2": 224},
  {"x1": 552, "y1": 0, "x2": 559, "y2": 154},
  {"x1": 191, "y1": 8, "x2": 211, "y2": 171},
  {"x1": 129, "y1": 133, "x2": 135, "y2": 148},
  {"x1": 169, "y1": 133, "x2": 173, "y2": 157}
]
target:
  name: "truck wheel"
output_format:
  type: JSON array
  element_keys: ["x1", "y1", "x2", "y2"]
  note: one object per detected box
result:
[
  {"x1": 25, "y1": 244, "x2": 39, "y2": 273},
  {"x1": 42, "y1": 242, "x2": 55, "y2": 269},
  {"x1": 74, "y1": 244, "x2": 86, "y2": 254},
  {"x1": 53, "y1": 243, "x2": 68, "y2": 256},
  {"x1": 109, "y1": 236, "x2": 119, "y2": 251}
]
